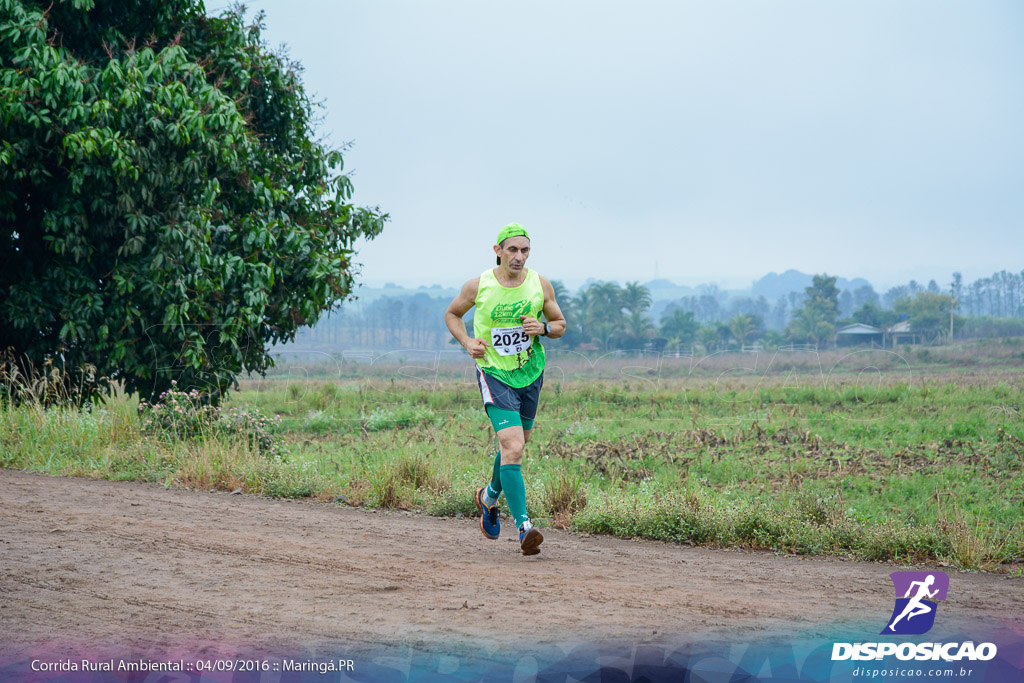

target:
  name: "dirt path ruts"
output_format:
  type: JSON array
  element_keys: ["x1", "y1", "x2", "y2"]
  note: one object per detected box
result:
[{"x1": 1, "y1": 469, "x2": 1020, "y2": 660}]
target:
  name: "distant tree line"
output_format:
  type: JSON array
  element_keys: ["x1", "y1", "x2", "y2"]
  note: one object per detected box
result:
[
  {"x1": 294, "y1": 293, "x2": 451, "y2": 349},
  {"x1": 290, "y1": 269, "x2": 1024, "y2": 352}
]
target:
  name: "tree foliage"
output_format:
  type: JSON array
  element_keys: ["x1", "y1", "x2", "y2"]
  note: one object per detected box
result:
[
  {"x1": 847, "y1": 302, "x2": 896, "y2": 329},
  {"x1": 727, "y1": 313, "x2": 761, "y2": 347},
  {"x1": 893, "y1": 292, "x2": 961, "y2": 343},
  {"x1": 658, "y1": 308, "x2": 699, "y2": 348},
  {"x1": 787, "y1": 306, "x2": 834, "y2": 346},
  {"x1": 785, "y1": 274, "x2": 840, "y2": 346},
  {"x1": 802, "y1": 274, "x2": 840, "y2": 324},
  {"x1": 0, "y1": 0, "x2": 386, "y2": 403},
  {"x1": 564, "y1": 281, "x2": 656, "y2": 350}
]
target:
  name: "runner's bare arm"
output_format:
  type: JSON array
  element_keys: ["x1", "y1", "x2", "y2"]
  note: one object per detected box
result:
[
  {"x1": 445, "y1": 278, "x2": 490, "y2": 359},
  {"x1": 538, "y1": 276, "x2": 566, "y2": 338}
]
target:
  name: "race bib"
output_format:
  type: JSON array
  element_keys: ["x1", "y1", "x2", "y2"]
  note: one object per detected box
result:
[{"x1": 490, "y1": 325, "x2": 531, "y2": 356}]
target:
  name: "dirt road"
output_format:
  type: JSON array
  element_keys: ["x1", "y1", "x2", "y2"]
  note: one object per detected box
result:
[{"x1": 2, "y1": 469, "x2": 1021, "y2": 664}]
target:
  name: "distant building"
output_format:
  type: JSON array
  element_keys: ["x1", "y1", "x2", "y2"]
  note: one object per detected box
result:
[
  {"x1": 835, "y1": 323, "x2": 884, "y2": 347},
  {"x1": 835, "y1": 321, "x2": 924, "y2": 347},
  {"x1": 886, "y1": 320, "x2": 921, "y2": 346}
]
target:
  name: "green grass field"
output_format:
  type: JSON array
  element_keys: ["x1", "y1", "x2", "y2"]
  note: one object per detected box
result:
[{"x1": 3, "y1": 341, "x2": 1023, "y2": 572}]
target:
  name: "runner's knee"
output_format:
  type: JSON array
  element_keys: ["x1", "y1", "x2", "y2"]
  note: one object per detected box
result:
[
  {"x1": 500, "y1": 448, "x2": 523, "y2": 465},
  {"x1": 497, "y1": 431, "x2": 525, "y2": 464}
]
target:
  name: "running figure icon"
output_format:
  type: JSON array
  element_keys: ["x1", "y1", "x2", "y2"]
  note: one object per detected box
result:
[
  {"x1": 887, "y1": 574, "x2": 939, "y2": 631},
  {"x1": 882, "y1": 571, "x2": 949, "y2": 635}
]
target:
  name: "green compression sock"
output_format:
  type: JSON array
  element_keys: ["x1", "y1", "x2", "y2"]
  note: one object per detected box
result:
[
  {"x1": 484, "y1": 451, "x2": 502, "y2": 503},
  {"x1": 499, "y1": 464, "x2": 530, "y2": 529}
]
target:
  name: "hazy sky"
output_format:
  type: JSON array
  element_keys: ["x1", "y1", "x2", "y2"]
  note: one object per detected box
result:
[{"x1": 224, "y1": 1, "x2": 1024, "y2": 290}]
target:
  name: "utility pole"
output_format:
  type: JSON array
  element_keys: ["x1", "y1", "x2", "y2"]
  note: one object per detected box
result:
[
  {"x1": 949, "y1": 272, "x2": 962, "y2": 345},
  {"x1": 949, "y1": 283, "x2": 955, "y2": 343}
]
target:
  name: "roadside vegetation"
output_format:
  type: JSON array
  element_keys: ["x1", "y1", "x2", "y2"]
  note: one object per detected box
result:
[{"x1": 2, "y1": 342, "x2": 1023, "y2": 573}]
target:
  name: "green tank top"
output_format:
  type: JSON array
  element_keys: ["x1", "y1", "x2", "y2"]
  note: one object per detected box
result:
[{"x1": 473, "y1": 268, "x2": 546, "y2": 388}]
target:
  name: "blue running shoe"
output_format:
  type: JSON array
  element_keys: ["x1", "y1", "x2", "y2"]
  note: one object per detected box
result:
[
  {"x1": 519, "y1": 527, "x2": 543, "y2": 556},
  {"x1": 475, "y1": 488, "x2": 500, "y2": 540}
]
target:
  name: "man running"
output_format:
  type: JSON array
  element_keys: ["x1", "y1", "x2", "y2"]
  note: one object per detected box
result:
[
  {"x1": 888, "y1": 574, "x2": 939, "y2": 631},
  {"x1": 444, "y1": 223, "x2": 566, "y2": 555}
]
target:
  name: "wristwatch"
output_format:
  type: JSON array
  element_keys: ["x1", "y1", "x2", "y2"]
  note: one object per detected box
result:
[{"x1": 542, "y1": 322, "x2": 550, "y2": 336}]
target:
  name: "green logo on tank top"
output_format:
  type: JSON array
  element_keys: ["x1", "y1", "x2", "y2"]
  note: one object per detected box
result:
[{"x1": 491, "y1": 299, "x2": 532, "y2": 323}]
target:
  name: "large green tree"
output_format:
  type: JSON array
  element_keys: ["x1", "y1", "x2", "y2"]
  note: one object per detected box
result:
[
  {"x1": 802, "y1": 274, "x2": 840, "y2": 323},
  {"x1": 1, "y1": 0, "x2": 385, "y2": 403},
  {"x1": 893, "y1": 292, "x2": 962, "y2": 343},
  {"x1": 787, "y1": 274, "x2": 839, "y2": 347}
]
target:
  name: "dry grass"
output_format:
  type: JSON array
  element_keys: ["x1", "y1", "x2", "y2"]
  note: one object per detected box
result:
[{"x1": 544, "y1": 466, "x2": 589, "y2": 528}]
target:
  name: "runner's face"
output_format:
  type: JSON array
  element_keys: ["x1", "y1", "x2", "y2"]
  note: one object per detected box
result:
[{"x1": 495, "y1": 237, "x2": 530, "y2": 273}]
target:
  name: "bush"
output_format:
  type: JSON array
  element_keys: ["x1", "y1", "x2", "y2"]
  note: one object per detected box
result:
[
  {"x1": 138, "y1": 381, "x2": 286, "y2": 458},
  {"x1": 795, "y1": 488, "x2": 846, "y2": 526}
]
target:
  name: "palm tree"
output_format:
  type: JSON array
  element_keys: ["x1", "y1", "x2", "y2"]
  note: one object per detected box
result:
[
  {"x1": 659, "y1": 309, "x2": 699, "y2": 350},
  {"x1": 728, "y1": 313, "x2": 756, "y2": 348},
  {"x1": 697, "y1": 325, "x2": 723, "y2": 353},
  {"x1": 550, "y1": 279, "x2": 571, "y2": 305},
  {"x1": 550, "y1": 279, "x2": 573, "y2": 338},
  {"x1": 593, "y1": 282, "x2": 624, "y2": 323},
  {"x1": 621, "y1": 281, "x2": 652, "y2": 316},
  {"x1": 616, "y1": 309, "x2": 655, "y2": 349},
  {"x1": 664, "y1": 335, "x2": 686, "y2": 355},
  {"x1": 787, "y1": 307, "x2": 834, "y2": 347},
  {"x1": 572, "y1": 288, "x2": 595, "y2": 343},
  {"x1": 592, "y1": 321, "x2": 619, "y2": 351}
]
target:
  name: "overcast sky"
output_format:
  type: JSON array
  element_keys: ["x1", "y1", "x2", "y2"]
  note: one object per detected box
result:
[{"x1": 227, "y1": 1, "x2": 1024, "y2": 291}]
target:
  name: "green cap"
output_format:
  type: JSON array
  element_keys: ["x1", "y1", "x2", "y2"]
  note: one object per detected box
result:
[{"x1": 496, "y1": 222, "x2": 530, "y2": 245}]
